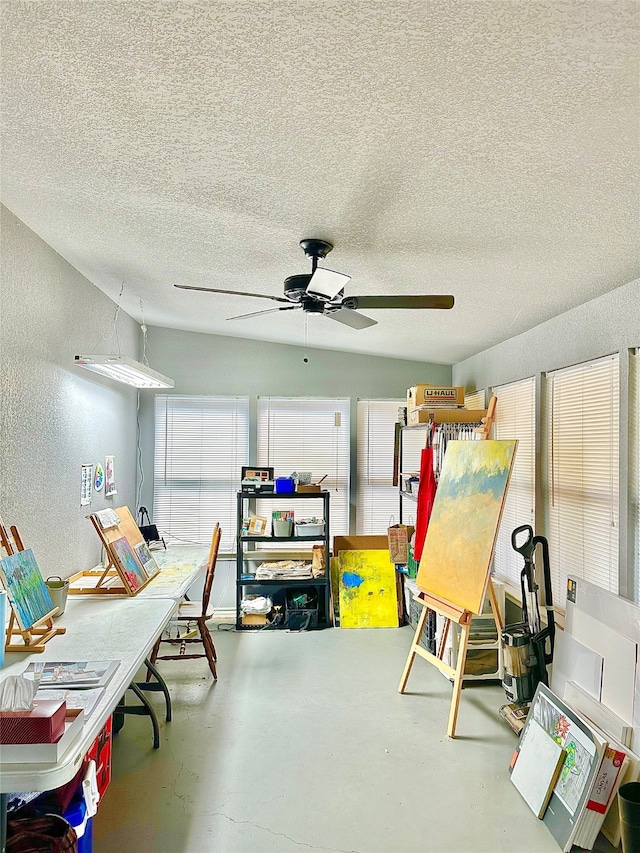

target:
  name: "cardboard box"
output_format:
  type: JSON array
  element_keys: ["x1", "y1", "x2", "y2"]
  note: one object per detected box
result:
[
  {"x1": 407, "y1": 408, "x2": 431, "y2": 426},
  {"x1": 242, "y1": 613, "x2": 268, "y2": 626},
  {"x1": 87, "y1": 715, "x2": 112, "y2": 798},
  {"x1": 407, "y1": 384, "x2": 465, "y2": 410},
  {"x1": 0, "y1": 699, "x2": 66, "y2": 744},
  {"x1": 296, "y1": 484, "x2": 321, "y2": 493},
  {"x1": 333, "y1": 535, "x2": 389, "y2": 554}
]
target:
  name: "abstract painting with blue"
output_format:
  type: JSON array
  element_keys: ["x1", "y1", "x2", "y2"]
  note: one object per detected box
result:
[{"x1": 0, "y1": 548, "x2": 56, "y2": 630}]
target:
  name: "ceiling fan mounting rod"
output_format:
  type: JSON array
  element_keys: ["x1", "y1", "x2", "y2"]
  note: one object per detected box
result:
[{"x1": 299, "y1": 238, "x2": 333, "y2": 273}]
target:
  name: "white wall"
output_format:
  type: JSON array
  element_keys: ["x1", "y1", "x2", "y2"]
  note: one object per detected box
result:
[
  {"x1": 0, "y1": 205, "x2": 140, "y2": 579},
  {"x1": 453, "y1": 278, "x2": 640, "y2": 599},
  {"x1": 137, "y1": 324, "x2": 452, "y2": 516}
]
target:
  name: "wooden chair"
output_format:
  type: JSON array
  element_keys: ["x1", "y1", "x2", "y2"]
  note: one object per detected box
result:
[{"x1": 149, "y1": 524, "x2": 221, "y2": 678}]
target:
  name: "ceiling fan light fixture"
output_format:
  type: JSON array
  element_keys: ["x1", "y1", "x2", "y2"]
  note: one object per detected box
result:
[
  {"x1": 74, "y1": 355, "x2": 174, "y2": 389},
  {"x1": 306, "y1": 267, "x2": 351, "y2": 300}
]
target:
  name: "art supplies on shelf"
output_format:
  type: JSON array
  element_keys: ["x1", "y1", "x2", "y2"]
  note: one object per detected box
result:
[
  {"x1": 254, "y1": 560, "x2": 313, "y2": 580},
  {"x1": 248, "y1": 516, "x2": 268, "y2": 536},
  {"x1": 24, "y1": 660, "x2": 120, "y2": 690}
]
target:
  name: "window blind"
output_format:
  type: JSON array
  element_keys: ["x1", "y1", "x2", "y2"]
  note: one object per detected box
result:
[
  {"x1": 356, "y1": 400, "x2": 404, "y2": 534},
  {"x1": 464, "y1": 389, "x2": 486, "y2": 409},
  {"x1": 153, "y1": 396, "x2": 249, "y2": 551},
  {"x1": 257, "y1": 397, "x2": 350, "y2": 538},
  {"x1": 545, "y1": 355, "x2": 620, "y2": 605},
  {"x1": 492, "y1": 377, "x2": 536, "y2": 590},
  {"x1": 631, "y1": 349, "x2": 640, "y2": 600}
]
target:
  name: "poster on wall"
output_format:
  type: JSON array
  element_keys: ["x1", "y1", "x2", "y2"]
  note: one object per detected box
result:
[
  {"x1": 94, "y1": 463, "x2": 104, "y2": 492},
  {"x1": 105, "y1": 455, "x2": 117, "y2": 496},
  {"x1": 80, "y1": 463, "x2": 94, "y2": 507}
]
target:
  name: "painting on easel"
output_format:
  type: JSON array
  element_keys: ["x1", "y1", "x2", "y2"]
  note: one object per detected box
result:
[
  {"x1": 109, "y1": 537, "x2": 148, "y2": 593},
  {"x1": 417, "y1": 439, "x2": 517, "y2": 615},
  {"x1": 0, "y1": 549, "x2": 56, "y2": 630}
]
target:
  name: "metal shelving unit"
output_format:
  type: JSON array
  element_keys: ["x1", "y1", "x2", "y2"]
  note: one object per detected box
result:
[{"x1": 235, "y1": 490, "x2": 331, "y2": 630}]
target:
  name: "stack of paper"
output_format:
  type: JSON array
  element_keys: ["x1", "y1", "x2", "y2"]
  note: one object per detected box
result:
[{"x1": 255, "y1": 560, "x2": 312, "y2": 580}]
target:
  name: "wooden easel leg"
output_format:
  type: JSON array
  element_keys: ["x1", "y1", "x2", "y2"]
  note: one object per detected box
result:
[
  {"x1": 447, "y1": 614, "x2": 471, "y2": 738},
  {"x1": 486, "y1": 578, "x2": 504, "y2": 632},
  {"x1": 398, "y1": 598, "x2": 430, "y2": 694}
]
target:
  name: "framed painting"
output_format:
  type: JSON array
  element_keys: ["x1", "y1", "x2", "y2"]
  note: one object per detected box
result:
[{"x1": 0, "y1": 549, "x2": 56, "y2": 630}]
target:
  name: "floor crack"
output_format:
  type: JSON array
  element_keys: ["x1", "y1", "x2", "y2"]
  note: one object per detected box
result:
[{"x1": 212, "y1": 811, "x2": 360, "y2": 853}]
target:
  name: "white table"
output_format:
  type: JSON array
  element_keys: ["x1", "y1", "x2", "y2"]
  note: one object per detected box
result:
[
  {"x1": 0, "y1": 596, "x2": 177, "y2": 793},
  {"x1": 67, "y1": 545, "x2": 209, "y2": 599}
]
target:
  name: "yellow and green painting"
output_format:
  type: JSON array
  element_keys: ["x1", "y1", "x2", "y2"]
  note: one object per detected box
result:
[
  {"x1": 417, "y1": 440, "x2": 517, "y2": 615},
  {"x1": 339, "y1": 550, "x2": 398, "y2": 628}
]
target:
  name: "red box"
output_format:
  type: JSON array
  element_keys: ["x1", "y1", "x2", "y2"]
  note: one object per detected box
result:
[
  {"x1": 0, "y1": 699, "x2": 66, "y2": 743},
  {"x1": 87, "y1": 715, "x2": 113, "y2": 797}
]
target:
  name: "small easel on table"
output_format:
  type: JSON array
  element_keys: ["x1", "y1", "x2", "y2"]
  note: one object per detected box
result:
[
  {"x1": 0, "y1": 517, "x2": 66, "y2": 652},
  {"x1": 69, "y1": 506, "x2": 160, "y2": 595}
]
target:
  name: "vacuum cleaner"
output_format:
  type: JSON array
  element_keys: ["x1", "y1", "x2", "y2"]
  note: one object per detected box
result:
[{"x1": 501, "y1": 525, "x2": 556, "y2": 708}]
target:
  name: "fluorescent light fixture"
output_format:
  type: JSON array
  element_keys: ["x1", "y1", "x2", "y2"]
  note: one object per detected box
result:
[
  {"x1": 306, "y1": 267, "x2": 351, "y2": 300},
  {"x1": 74, "y1": 355, "x2": 174, "y2": 389}
]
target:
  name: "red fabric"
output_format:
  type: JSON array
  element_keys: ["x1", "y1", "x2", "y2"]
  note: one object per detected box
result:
[{"x1": 414, "y1": 446, "x2": 437, "y2": 561}]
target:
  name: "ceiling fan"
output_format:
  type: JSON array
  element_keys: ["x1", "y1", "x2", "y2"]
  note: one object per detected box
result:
[{"x1": 175, "y1": 239, "x2": 454, "y2": 330}]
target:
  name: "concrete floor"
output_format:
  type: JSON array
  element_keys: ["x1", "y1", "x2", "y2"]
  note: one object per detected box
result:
[{"x1": 94, "y1": 626, "x2": 616, "y2": 853}]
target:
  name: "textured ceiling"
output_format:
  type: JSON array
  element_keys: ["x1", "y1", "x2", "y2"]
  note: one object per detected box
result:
[{"x1": 2, "y1": 1, "x2": 638, "y2": 364}]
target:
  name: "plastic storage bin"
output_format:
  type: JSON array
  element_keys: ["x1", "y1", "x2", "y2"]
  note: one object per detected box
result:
[
  {"x1": 63, "y1": 790, "x2": 93, "y2": 853},
  {"x1": 275, "y1": 477, "x2": 295, "y2": 494},
  {"x1": 285, "y1": 589, "x2": 319, "y2": 630},
  {"x1": 295, "y1": 521, "x2": 324, "y2": 537}
]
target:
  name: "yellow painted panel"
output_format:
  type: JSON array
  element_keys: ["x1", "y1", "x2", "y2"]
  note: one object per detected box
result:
[
  {"x1": 339, "y1": 550, "x2": 398, "y2": 629},
  {"x1": 417, "y1": 440, "x2": 517, "y2": 615}
]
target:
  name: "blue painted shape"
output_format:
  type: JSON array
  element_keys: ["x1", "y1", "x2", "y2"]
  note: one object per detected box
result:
[{"x1": 342, "y1": 571, "x2": 364, "y2": 589}]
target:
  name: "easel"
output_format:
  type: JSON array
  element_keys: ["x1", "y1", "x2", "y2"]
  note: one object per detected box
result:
[
  {"x1": 69, "y1": 506, "x2": 160, "y2": 595},
  {"x1": 398, "y1": 396, "x2": 503, "y2": 738},
  {"x1": 398, "y1": 579, "x2": 504, "y2": 738},
  {"x1": 0, "y1": 517, "x2": 66, "y2": 653}
]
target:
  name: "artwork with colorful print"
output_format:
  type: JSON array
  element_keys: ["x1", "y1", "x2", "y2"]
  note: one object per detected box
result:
[
  {"x1": 531, "y1": 685, "x2": 596, "y2": 813},
  {"x1": 339, "y1": 550, "x2": 397, "y2": 628},
  {"x1": 109, "y1": 537, "x2": 148, "y2": 593},
  {"x1": 417, "y1": 440, "x2": 517, "y2": 614},
  {"x1": 0, "y1": 549, "x2": 55, "y2": 630}
]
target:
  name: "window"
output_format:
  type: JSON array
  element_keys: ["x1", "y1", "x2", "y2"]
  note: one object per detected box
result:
[
  {"x1": 631, "y1": 349, "x2": 640, "y2": 599},
  {"x1": 464, "y1": 389, "x2": 486, "y2": 409},
  {"x1": 257, "y1": 398, "x2": 350, "y2": 537},
  {"x1": 545, "y1": 355, "x2": 620, "y2": 605},
  {"x1": 492, "y1": 378, "x2": 536, "y2": 590},
  {"x1": 153, "y1": 396, "x2": 249, "y2": 552},
  {"x1": 356, "y1": 400, "x2": 403, "y2": 534}
]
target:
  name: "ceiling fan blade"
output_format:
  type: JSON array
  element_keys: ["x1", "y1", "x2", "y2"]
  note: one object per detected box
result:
[
  {"x1": 325, "y1": 308, "x2": 377, "y2": 330},
  {"x1": 226, "y1": 305, "x2": 299, "y2": 321},
  {"x1": 344, "y1": 295, "x2": 455, "y2": 310},
  {"x1": 306, "y1": 268, "x2": 351, "y2": 300},
  {"x1": 175, "y1": 284, "x2": 290, "y2": 304}
]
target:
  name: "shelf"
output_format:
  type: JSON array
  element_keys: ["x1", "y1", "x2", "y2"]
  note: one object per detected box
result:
[
  {"x1": 239, "y1": 491, "x2": 329, "y2": 499},
  {"x1": 239, "y1": 577, "x2": 328, "y2": 586},
  {"x1": 239, "y1": 535, "x2": 326, "y2": 543},
  {"x1": 237, "y1": 488, "x2": 331, "y2": 629}
]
